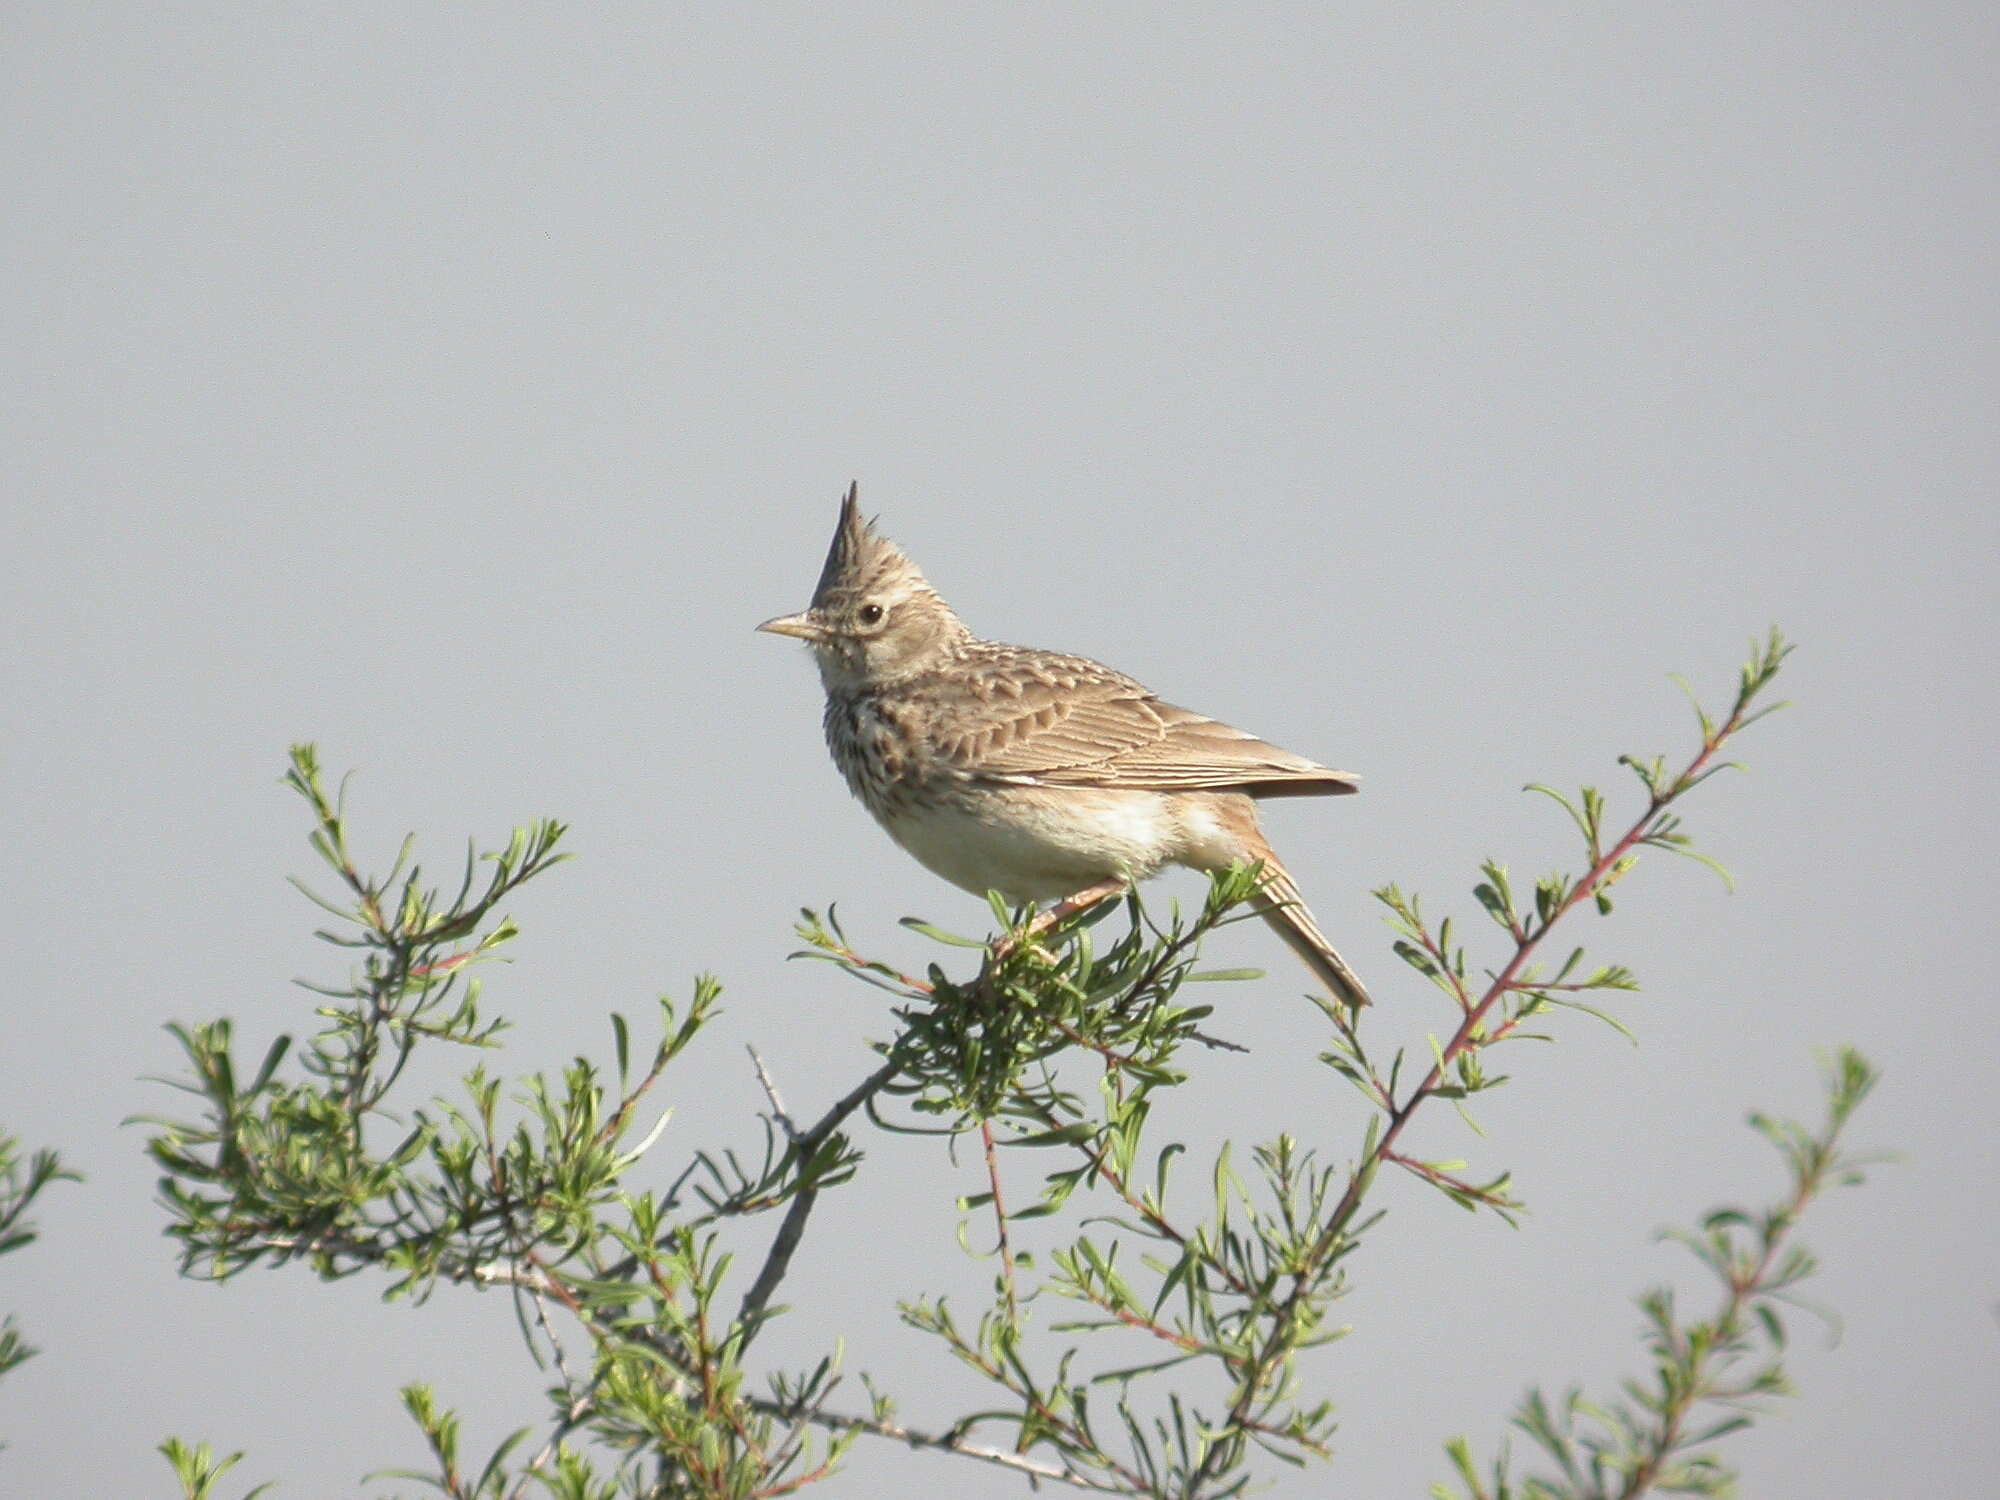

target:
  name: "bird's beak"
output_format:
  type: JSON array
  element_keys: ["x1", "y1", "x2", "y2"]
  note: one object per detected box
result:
[{"x1": 756, "y1": 611, "x2": 826, "y2": 642}]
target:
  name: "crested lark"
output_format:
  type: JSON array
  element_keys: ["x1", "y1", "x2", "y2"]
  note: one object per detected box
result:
[{"x1": 758, "y1": 484, "x2": 1372, "y2": 1010}]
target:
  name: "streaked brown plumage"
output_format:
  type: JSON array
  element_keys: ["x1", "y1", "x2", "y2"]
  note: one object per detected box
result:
[{"x1": 758, "y1": 483, "x2": 1371, "y2": 1009}]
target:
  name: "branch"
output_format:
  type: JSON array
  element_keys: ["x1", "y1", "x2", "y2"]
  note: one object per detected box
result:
[
  {"x1": 1188, "y1": 633, "x2": 1792, "y2": 1494},
  {"x1": 736, "y1": 1056, "x2": 904, "y2": 1344}
]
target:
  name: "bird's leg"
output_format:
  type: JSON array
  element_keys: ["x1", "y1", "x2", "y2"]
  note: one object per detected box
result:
[
  {"x1": 1029, "y1": 875, "x2": 1130, "y2": 938},
  {"x1": 987, "y1": 876, "x2": 1130, "y2": 967}
]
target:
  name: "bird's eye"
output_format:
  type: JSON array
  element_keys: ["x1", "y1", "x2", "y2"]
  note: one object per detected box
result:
[{"x1": 858, "y1": 603, "x2": 885, "y2": 625}]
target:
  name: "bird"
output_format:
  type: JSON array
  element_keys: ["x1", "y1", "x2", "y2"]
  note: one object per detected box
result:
[{"x1": 757, "y1": 483, "x2": 1371, "y2": 1010}]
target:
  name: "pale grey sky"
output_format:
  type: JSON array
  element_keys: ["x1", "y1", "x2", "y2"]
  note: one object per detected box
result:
[{"x1": 3, "y1": 6, "x2": 1995, "y2": 1496}]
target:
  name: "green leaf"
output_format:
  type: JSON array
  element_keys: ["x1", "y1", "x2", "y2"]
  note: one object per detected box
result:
[
  {"x1": 611, "y1": 1011, "x2": 631, "y2": 1085},
  {"x1": 899, "y1": 917, "x2": 987, "y2": 949},
  {"x1": 1537, "y1": 996, "x2": 1639, "y2": 1043}
]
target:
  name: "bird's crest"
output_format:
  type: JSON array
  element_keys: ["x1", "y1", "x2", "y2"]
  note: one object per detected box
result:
[{"x1": 812, "y1": 482, "x2": 923, "y2": 604}]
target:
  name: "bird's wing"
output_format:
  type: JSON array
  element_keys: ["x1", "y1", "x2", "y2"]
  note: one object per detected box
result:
[{"x1": 933, "y1": 651, "x2": 1358, "y2": 797}]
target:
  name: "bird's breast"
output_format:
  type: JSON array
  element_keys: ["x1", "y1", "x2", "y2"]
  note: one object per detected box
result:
[{"x1": 824, "y1": 691, "x2": 923, "y2": 818}]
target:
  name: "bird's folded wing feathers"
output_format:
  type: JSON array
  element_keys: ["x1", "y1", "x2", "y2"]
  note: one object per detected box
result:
[{"x1": 936, "y1": 663, "x2": 1358, "y2": 796}]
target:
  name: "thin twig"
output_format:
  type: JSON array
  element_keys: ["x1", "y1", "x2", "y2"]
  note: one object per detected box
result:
[
  {"x1": 747, "y1": 1044, "x2": 799, "y2": 1140},
  {"x1": 736, "y1": 1056, "x2": 905, "y2": 1346},
  {"x1": 1614, "y1": 1155, "x2": 1826, "y2": 1499},
  {"x1": 800, "y1": 1405, "x2": 1130, "y2": 1492},
  {"x1": 919, "y1": 1317, "x2": 1155, "y2": 1492},
  {"x1": 979, "y1": 1118, "x2": 1020, "y2": 1327},
  {"x1": 508, "y1": 1274, "x2": 598, "y2": 1499}
]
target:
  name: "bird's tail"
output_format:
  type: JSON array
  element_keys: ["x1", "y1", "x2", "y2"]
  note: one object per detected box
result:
[{"x1": 1249, "y1": 854, "x2": 1373, "y2": 1011}]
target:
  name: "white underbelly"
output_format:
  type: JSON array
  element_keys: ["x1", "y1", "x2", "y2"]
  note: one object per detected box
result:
[{"x1": 879, "y1": 785, "x2": 1178, "y2": 903}]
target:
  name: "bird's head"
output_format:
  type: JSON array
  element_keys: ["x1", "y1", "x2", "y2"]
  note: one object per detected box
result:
[{"x1": 757, "y1": 483, "x2": 970, "y2": 691}]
